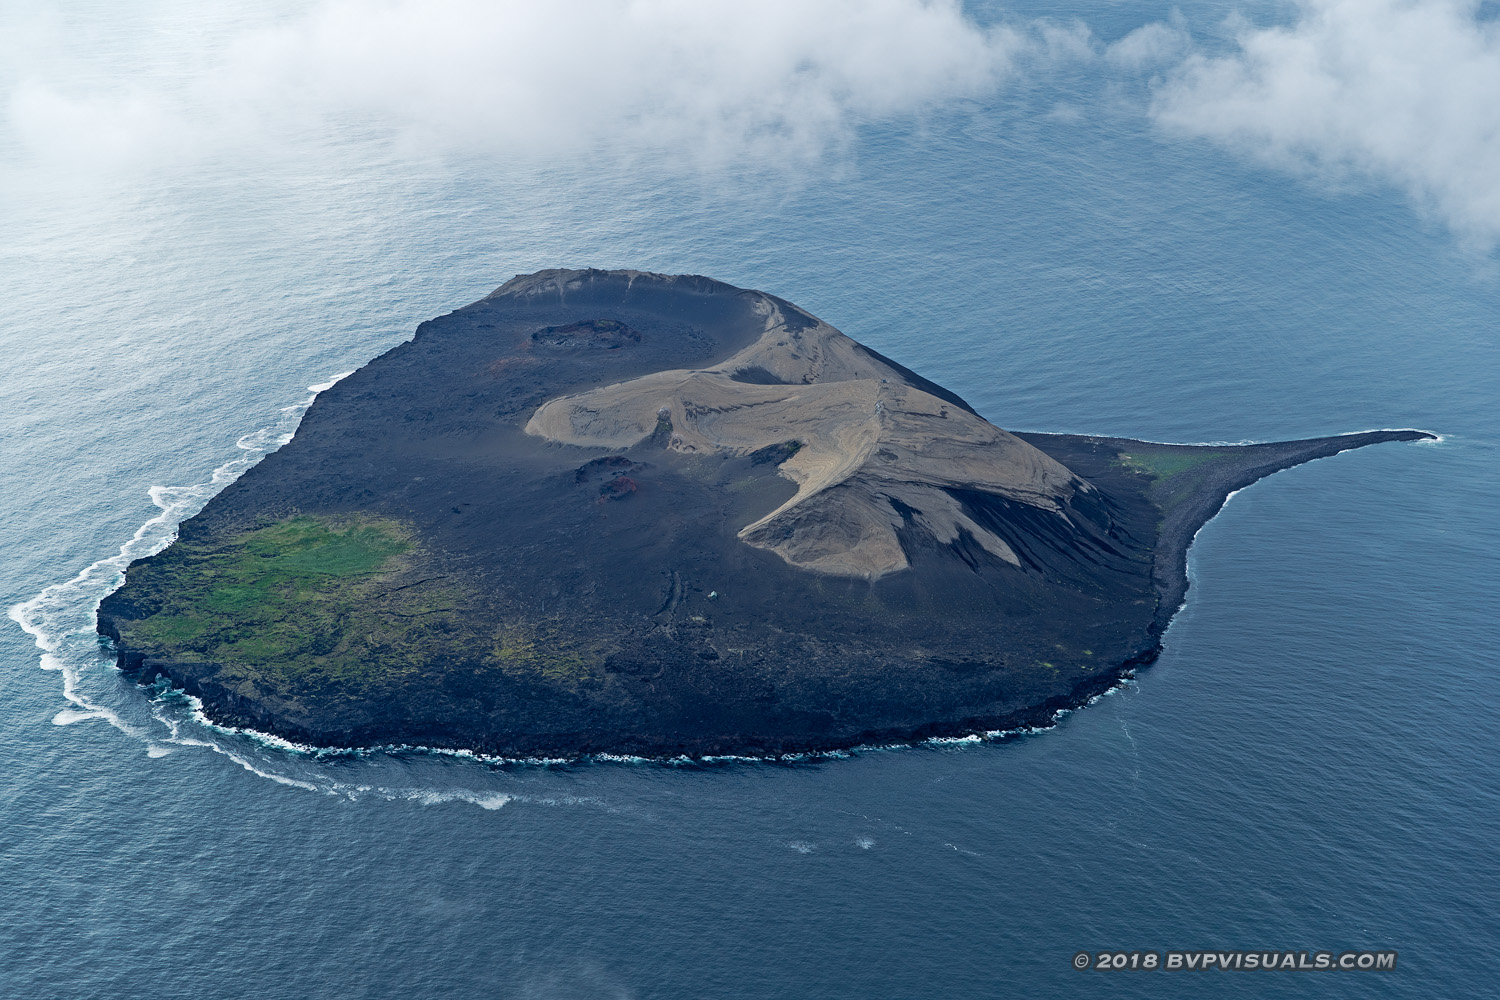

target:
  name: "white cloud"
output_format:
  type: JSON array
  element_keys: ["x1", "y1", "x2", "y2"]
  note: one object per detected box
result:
[
  {"x1": 1106, "y1": 21, "x2": 1190, "y2": 71},
  {"x1": 2, "y1": 0, "x2": 1023, "y2": 177},
  {"x1": 12, "y1": 0, "x2": 1494, "y2": 255},
  {"x1": 8, "y1": 81, "x2": 189, "y2": 171},
  {"x1": 1151, "y1": 0, "x2": 1500, "y2": 248}
]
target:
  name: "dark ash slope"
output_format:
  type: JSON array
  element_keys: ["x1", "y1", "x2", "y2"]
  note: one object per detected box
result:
[{"x1": 96, "y1": 270, "x2": 1433, "y2": 757}]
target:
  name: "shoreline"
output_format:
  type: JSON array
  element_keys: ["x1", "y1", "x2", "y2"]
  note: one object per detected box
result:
[
  {"x1": 101, "y1": 427, "x2": 1435, "y2": 763},
  {"x1": 1015, "y1": 428, "x2": 1438, "y2": 635},
  {"x1": 92, "y1": 267, "x2": 1441, "y2": 763}
]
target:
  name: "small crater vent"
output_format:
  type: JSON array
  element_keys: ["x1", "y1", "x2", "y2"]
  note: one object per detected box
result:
[
  {"x1": 727, "y1": 365, "x2": 789, "y2": 385},
  {"x1": 748, "y1": 441, "x2": 804, "y2": 466},
  {"x1": 574, "y1": 456, "x2": 646, "y2": 503},
  {"x1": 531, "y1": 319, "x2": 641, "y2": 350},
  {"x1": 574, "y1": 455, "x2": 644, "y2": 484}
]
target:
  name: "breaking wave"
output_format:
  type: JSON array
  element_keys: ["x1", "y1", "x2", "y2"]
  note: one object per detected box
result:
[
  {"x1": 6, "y1": 368, "x2": 1145, "y2": 799},
  {"x1": 3, "y1": 366, "x2": 629, "y2": 807},
  {"x1": 2, "y1": 374, "x2": 525, "y2": 805},
  {"x1": 9, "y1": 375, "x2": 353, "y2": 739}
]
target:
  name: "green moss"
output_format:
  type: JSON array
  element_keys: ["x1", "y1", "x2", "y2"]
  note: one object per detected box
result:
[
  {"x1": 490, "y1": 622, "x2": 603, "y2": 689},
  {"x1": 117, "y1": 514, "x2": 611, "y2": 704},
  {"x1": 119, "y1": 515, "x2": 473, "y2": 696},
  {"x1": 1115, "y1": 447, "x2": 1230, "y2": 481}
]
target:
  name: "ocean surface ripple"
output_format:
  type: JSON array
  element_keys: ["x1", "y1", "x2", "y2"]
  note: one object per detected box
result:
[{"x1": 1, "y1": 2, "x2": 1496, "y2": 997}]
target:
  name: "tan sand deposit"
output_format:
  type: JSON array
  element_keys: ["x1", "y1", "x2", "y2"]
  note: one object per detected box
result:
[{"x1": 526, "y1": 294, "x2": 1082, "y2": 578}]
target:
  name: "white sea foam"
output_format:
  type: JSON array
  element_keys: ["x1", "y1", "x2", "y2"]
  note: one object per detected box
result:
[
  {"x1": 6, "y1": 370, "x2": 362, "y2": 781},
  {"x1": 148, "y1": 665, "x2": 580, "y2": 807},
  {"x1": 172, "y1": 691, "x2": 325, "y2": 755},
  {"x1": 401, "y1": 789, "x2": 513, "y2": 810},
  {"x1": 52, "y1": 707, "x2": 107, "y2": 726},
  {"x1": 8, "y1": 360, "x2": 1156, "y2": 790},
  {"x1": 308, "y1": 372, "x2": 355, "y2": 393}
]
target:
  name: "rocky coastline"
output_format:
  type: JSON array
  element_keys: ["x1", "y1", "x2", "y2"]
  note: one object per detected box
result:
[{"x1": 96, "y1": 269, "x2": 1434, "y2": 758}]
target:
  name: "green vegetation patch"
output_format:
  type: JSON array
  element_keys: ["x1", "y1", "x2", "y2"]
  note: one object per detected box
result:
[
  {"x1": 490, "y1": 621, "x2": 608, "y2": 690},
  {"x1": 119, "y1": 514, "x2": 476, "y2": 698},
  {"x1": 1115, "y1": 447, "x2": 1230, "y2": 481},
  {"x1": 117, "y1": 514, "x2": 613, "y2": 706}
]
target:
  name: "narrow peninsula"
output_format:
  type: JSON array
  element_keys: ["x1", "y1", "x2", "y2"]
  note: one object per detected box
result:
[{"x1": 97, "y1": 270, "x2": 1432, "y2": 757}]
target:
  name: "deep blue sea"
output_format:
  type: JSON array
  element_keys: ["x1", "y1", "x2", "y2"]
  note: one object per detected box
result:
[{"x1": 3, "y1": 2, "x2": 1497, "y2": 997}]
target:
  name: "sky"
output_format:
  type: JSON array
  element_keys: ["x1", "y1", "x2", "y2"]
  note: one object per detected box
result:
[{"x1": 2, "y1": 0, "x2": 1498, "y2": 253}]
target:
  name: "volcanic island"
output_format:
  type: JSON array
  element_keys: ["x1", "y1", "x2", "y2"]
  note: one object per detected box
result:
[{"x1": 97, "y1": 270, "x2": 1432, "y2": 757}]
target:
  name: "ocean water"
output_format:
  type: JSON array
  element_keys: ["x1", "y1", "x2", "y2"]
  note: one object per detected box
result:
[{"x1": 3, "y1": 2, "x2": 1498, "y2": 998}]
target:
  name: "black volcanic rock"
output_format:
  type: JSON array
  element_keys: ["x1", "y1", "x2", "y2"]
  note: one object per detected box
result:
[{"x1": 96, "y1": 269, "x2": 1433, "y2": 757}]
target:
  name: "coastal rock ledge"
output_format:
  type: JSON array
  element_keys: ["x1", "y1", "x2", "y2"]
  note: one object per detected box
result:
[{"x1": 97, "y1": 269, "x2": 1433, "y2": 757}]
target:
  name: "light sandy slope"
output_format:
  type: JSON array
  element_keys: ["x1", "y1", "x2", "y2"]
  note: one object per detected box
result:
[{"x1": 525, "y1": 293, "x2": 1082, "y2": 578}]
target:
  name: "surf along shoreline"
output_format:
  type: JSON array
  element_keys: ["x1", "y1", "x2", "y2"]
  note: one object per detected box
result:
[
  {"x1": 92, "y1": 267, "x2": 1437, "y2": 761},
  {"x1": 97, "y1": 418, "x2": 1434, "y2": 760}
]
